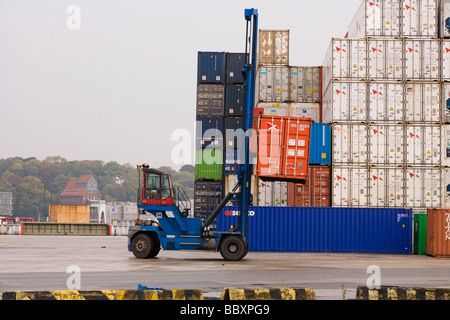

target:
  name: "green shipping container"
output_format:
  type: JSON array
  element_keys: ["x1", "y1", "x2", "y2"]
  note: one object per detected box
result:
[
  {"x1": 413, "y1": 214, "x2": 427, "y2": 255},
  {"x1": 195, "y1": 148, "x2": 223, "y2": 181}
]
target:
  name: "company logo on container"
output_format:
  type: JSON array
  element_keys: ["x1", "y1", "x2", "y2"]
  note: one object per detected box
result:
[
  {"x1": 266, "y1": 122, "x2": 280, "y2": 132},
  {"x1": 405, "y1": 4, "x2": 416, "y2": 11},
  {"x1": 372, "y1": 129, "x2": 384, "y2": 135},
  {"x1": 371, "y1": 47, "x2": 382, "y2": 53},
  {"x1": 336, "y1": 175, "x2": 347, "y2": 182},
  {"x1": 372, "y1": 89, "x2": 383, "y2": 96},
  {"x1": 335, "y1": 46, "x2": 347, "y2": 53},
  {"x1": 224, "y1": 210, "x2": 255, "y2": 217},
  {"x1": 408, "y1": 172, "x2": 420, "y2": 179},
  {"x1": 409, "y1": 132, "x2": 420, "y2": 139},
  {"x1": 335, "y1": 89, "x2": 347, "y2": 95},
  {"x1": 445, "y1": 47, "x2": 450, "y2": 54},
  {"x1": 372, "y1": 175, "x2": 384, "y2": 181},
  {"x1": 369, "y1": 2, "x2": 380, "y2": 8},
  {"x1": 408, "y1": 47, "x2": 419, "y2": 53}
]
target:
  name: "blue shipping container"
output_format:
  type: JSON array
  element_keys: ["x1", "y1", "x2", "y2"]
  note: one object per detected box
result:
[
  {"x1": 196, "y1": 117, "x2": 224, "y2": 149},
  {"x1": 198, "y1": 52, "x2": 227, "y2": 84},
  {"x1": 225, "y1": 85, "x2": 246, "y2": 117},
  {"x1": 226, "y1": 53, "x2": 248, "y2": 85},
  {"x1": 309, "y1": 123, "x2": 331, "y2": 165},
  {"x1": 216, "y1": 206, "x2": 412, "y2": 254},
  {"x1": 224, "y1": 149, "x2": 242, "y2": 177}
]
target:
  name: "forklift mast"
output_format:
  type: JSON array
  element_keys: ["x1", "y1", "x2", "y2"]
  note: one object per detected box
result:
[{"x1": 239, "y1": 8, "x2": 258, "y2": 239}]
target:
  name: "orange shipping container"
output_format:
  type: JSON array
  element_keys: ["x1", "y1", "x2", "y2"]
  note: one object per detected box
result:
[
  {"x1": 427, "y1": 209, "x2": 450, "y2": 257},
  {"x1": 257, "y1": 115, "x2": 311, "y2": 182}
]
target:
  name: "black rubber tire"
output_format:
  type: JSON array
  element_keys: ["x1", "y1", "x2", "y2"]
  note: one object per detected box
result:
[
  {"x1": 131, "y1": 233, "x2": 159, "y2": 259},
  {"x1": 219, "y1": 235, "x2": 247, "y2": 261}
]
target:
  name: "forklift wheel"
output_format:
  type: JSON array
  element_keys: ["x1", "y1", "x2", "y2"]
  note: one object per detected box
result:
[
  {"x1": 131, "y1": 233, "x2": 160, "y2": 259},
  {"x1": 219, "y1": 235, "x2": 247, "y2": 261}
]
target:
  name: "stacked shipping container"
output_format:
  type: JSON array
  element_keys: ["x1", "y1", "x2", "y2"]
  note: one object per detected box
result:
[
  {"x1": 322, "y1": 0, "x2": 449, "y2": 210},
  {"x1": 195, "y1": 52, "x2": 226, "y2": 220},
  {"x1": 256, "y1": 30, "x2": 332, "y2": 208},
  {"x1": 195, "y1": 52, "x2": 249, "y2": 221}
]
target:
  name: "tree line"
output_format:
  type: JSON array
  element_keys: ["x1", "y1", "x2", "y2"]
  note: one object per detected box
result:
[{"x1": 0, "y1": 156, "x2": 194, "y2": 220}]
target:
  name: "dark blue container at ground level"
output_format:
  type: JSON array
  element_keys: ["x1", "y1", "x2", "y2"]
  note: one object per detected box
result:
[
  {"x1": 198, "y1": 52, "x2": 227, "y2": 84},
  {"x1": 216, "y1": 206, "x2": 413, "y2": 254}
]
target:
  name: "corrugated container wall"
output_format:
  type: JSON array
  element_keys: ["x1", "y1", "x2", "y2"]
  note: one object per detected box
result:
[
  {"x1": 367, "y1": 39, "x2": 404, "y2": 80},
  {"x1": 442, "y1": 0, "x2": 450, "y2": 38},
  {"x1": 258, "y1": 30, "x2": 289, "y2": 65},
  {"x1": 441, "y1": 168, "x2": 450, "y2": 208},
  {"x1": 224, "y1": 117, "x2": 245, "y2": 150},
  {"x1": 226, "y1": 53, "x2": 247, "y2": 85},
  {"x1": 216, "y1": 206, "x2": 413, "y2": 254},
  {"x1": 224, "y1": 149, "x2": 242, "y2": 177},
  {"x1": 404, "y1": 39, "x2": 440, "y2": 81},
  {"x1": 257, "y1": 179, "x2": 288, "y2": 207},
  {"x1": 322, "y1": 81, "x2": 368, "y2": 123},
  {"x1": 194, "y1": 181, "x2": 223, "y2": 220},
  {"x1": 368, "y1": 124, "x2": 405, "y2": 166},
  {"x1": 401, "y1": 0, "x2": 439, "y2": 38},
  {"x1": 332, "y1": 166, "x2": 369, "y2": 207},
  {"x1": 322, "y1": 39, "x2": 367, "y2": 90},
  {"x1": 347, "y1": 0, "x2": 439, "y2": 38},
  {"x1": 196, "y1": 84, "x2": 225, "y2": 118},
  {"x1": 427, "y1": 209, "x2": 450, "y2": 257},
  {"x1": 405, "y1": 167, "x2": 442, "y2": 208},
  {"x1": 443, "y1": 40, "x2": 450, "y2": 81},
  {"x1": 442, "y1": 125, "x2": 450, "y2": 167},
  {"x1": 288, "y1": 166, "x2": 331, "y2": 207},
  {"x1": 225, "y1": 175, "x2": 256, "y2": 206},
  {"x1": 368, "y1": 167, "x2": 405, "y2": 208},
  {"x1": 194, "y1": 148, "x2": 223, "y2": 181},
  {"x1": 289, "y1": 67, "x2": 322, "y2": 103},
  {"x1": 309, "y1": 123, "x2": 331, "y2": 165},
  {"x1": 257, "y1": 102, "x2": 289, "y2": 117},
  {"x1": 197, "y1": 52, "x2": 227, "y2": 84},
  {"x1": 196, "y1": 117, "x2": 224, "y2": 149},
  {"x1": 443, "y1": 84, "x2": 450, "y2": 124},
  {"x1": 405, "y1": 125, "x2": 441, "y2": 166},
  {"x1": 258, "y1": 66, "x2": 290, "y2": 102},
  {"x1": 332, "y1": 124, "x2": 368, "y2": 165},
  {"x1": 225, "y1": 85, "x2": 245, "y2": 117},
  {"x1": 347, "y1": 0, "x2": 402, "y2": 38},
  {"x1": 290, "y1": 103, "x2": 321, "y2": 122},
  {"x1": 257, "y1": 116, "x2": 312, "y2": 181}
]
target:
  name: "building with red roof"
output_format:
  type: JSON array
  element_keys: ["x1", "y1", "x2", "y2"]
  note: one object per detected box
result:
[{"x1": 60, "y1": 175, "x2": 102, "y2": 205}]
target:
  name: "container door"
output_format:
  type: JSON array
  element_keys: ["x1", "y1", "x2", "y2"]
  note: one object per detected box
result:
[
  {"x1": 443, "y1": 41, "x2": 450, "y2": 81},
  {"x1": 282, "y1": 119, "x2": 311, "y2": 180},
  {"x1": 369, "y1": 167, "x2": 404, "y2": 207},
  {"x1": 369, "y1": 167, "x2": 387, "y2": 207},
  {"x1": 442, "y1": 125, "x2": 450, "y2": 167},
  {"x1": 351, "y1": 167, "x2": 369, "y2": 207},
  {"x1": 369, "y1": 82, "x2": 404, "y2": 122},
  {"x1": 333, "y1": 167, "x2": 350, "y2": 207},
  {"x1": 257, "y1": 117, "x2": 284, "y2": 177}
]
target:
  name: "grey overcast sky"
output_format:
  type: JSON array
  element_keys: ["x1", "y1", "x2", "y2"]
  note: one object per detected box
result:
[{"x1": 0, "y1": 0, "x2": 360, "y2": 169}]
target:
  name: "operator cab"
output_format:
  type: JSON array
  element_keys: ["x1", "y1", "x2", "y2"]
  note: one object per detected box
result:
[{"x1": 138, "y1": 164, "x2": 174, "y2": 207}]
